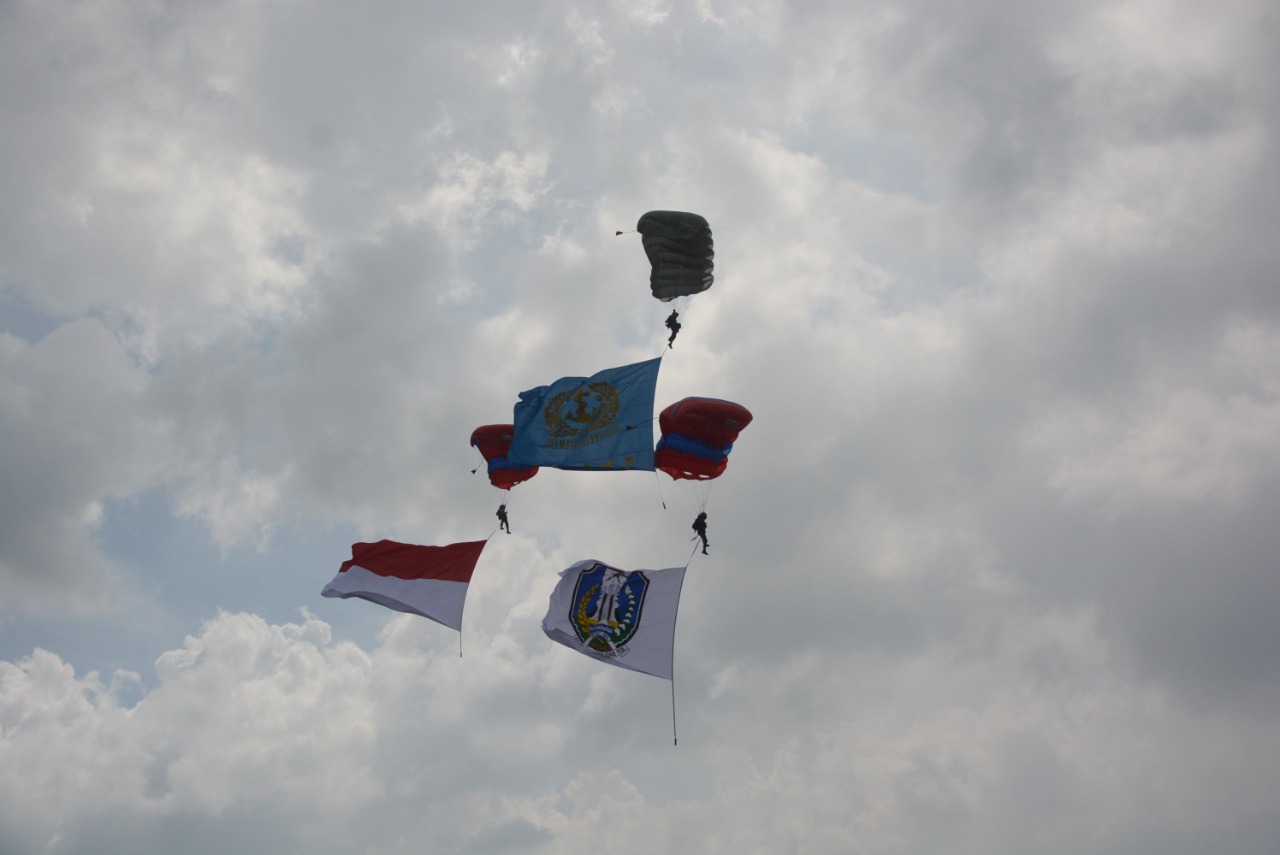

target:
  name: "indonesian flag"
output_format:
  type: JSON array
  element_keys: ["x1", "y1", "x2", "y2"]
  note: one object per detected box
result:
[{"x1": 321, "y1": 539, "x2": 487, "y2": 631}]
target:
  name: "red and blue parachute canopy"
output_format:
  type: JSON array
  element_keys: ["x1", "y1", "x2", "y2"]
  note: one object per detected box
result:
[
  {"x1": 470, "y1": 424, "x2": 539, "y2": 490},
  {"x1": 653, "y1": 397, "x2": 752, "y2": 481}
]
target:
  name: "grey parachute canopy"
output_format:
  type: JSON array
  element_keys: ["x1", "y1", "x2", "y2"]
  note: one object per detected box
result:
[{"x1": 636, "y1": 211, "x2": 714, "y2": 302}]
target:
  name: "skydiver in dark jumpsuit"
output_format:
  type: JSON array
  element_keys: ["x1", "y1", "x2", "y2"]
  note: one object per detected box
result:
[
  {"x1": 665, "y1": 310, "x2": 682, "y2": 348},
  {"x1": 497, "y1": 503, "x2": 510, "y2": 533},
  {"x1": 692, "y1": 511, "x2": 708, "y2": 554}
]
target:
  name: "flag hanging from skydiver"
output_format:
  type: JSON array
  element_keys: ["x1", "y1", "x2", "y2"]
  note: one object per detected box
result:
[
  {"x1": 321, "y1": 539, "x2": 487, "y2": 632},
  {"x1": 541, "y1": 558, "x2": 686, "y2": 680},
  {"x1": 508, "y1": 357, "x2": 661, "y2": 471}
]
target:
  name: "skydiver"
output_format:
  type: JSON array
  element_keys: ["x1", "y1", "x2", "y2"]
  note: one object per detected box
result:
[
  {"x1": 665, "y1": 309, "x2": 682, "y2": 348},
  {"x1": 692, "y1": 511, "x2": 709, "y2": 555},
  {"x1": 496, "y1": 503, "x2": 510, "y2": 533}
]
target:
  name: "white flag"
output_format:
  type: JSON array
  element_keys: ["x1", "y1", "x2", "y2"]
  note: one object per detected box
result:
[{"x1": 541, "y1": 559, "x2": 686, "y2": 680}]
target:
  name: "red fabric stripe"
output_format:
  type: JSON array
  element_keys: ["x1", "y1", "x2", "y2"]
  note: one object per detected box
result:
[{"x1": 338, "y1": 539, "x2": 486, "y2": 583}]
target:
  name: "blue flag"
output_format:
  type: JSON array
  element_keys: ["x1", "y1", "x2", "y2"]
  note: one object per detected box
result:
[{"x1": 508, "y1": 357, "x2": 660, "y2": 471}]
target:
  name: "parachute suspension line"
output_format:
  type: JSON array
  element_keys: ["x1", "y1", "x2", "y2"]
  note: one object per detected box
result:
[
  {"x1": 469, "y1": 443, "x2": 489, "y2": 476},
  {"x1": 654, "y1": 470, "x2": 668, "y2": 510},
  {"x1": 674, "y1": 482, "x2": 697, "y2": 516},
  {"x1": 685, "y1": 480, "x2": 704, "y2": 515},
  {"x1": 698, "y1": 480, "x2": 715, "y2": 513}
]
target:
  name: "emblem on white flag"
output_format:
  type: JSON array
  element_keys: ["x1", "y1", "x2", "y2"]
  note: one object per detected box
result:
[{"x1": 542, "y1": 559, "x2": 686, "y2": 680}]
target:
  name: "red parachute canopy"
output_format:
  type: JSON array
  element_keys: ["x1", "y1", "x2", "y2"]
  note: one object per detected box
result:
[
  {"x1": 470, "y1": 424, "x2": 539, "y2": 490},
  {"x1": 653, "y1": 398, "x2": 753, "y2": 481}
]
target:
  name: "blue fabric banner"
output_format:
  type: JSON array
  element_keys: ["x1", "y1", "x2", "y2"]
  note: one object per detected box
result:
[{"x1": 507, "y1": 357, "x2": 660, "y2": 471}]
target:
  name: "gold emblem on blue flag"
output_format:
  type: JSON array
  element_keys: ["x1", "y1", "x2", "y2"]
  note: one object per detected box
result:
[
  {"x1": 545, "y1": 381, "x2": 622, "y2": 441},
  {"x1": 508, "y1": 358, "x2": 660, "y2": 471}
]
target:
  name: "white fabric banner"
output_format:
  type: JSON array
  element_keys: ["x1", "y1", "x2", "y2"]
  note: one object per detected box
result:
[{"x1": 541, "y1": 559, "x2": 686, "y2": 680}]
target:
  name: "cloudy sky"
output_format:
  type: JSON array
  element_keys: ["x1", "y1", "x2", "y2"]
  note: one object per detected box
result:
[{"x1": 3, "y1": 1, "x2": 1279, "y2": 852}]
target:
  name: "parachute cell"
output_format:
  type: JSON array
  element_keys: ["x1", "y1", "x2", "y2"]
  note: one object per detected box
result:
[
  {"x1": 470, "y1": 424, "x2": 539, "y2": 490},
  {"x1": 653, "y1": 397, "x2": 752, "y2": 481},
  {"x1": 637, "y1": 211, "x2": 714, "y2": 302}
]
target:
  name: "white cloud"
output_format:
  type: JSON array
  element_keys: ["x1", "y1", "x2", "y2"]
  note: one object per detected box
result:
[
  {"x1": 0, "y1": 320, "x2": 171, "y2": 608},
  {"x1": 394, "y1": 149, "x2": 552, "y2": 246},
  {"x1": 5, "y1": 607, "x2": 1277, "y2": 854}
]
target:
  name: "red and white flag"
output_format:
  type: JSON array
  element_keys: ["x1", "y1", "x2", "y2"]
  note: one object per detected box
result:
[{"x1": 322, "y1": 539, "x2": 487, "y2": 631}]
